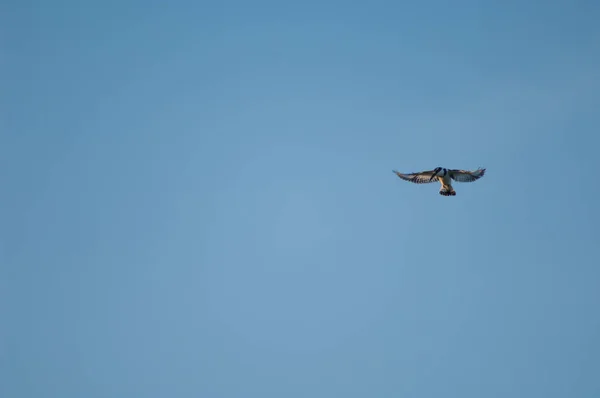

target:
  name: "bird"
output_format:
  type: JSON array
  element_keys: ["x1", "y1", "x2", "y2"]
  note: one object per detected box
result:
[{"x1": 392, "y1": 167, "x2": 486, "y2": 196}]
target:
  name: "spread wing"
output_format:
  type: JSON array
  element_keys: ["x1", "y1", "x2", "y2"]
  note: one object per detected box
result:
[
  {"x1": 449, "y1": 168, "x2": 486, "y2": 183},
  {"x1": 393, "y1": 169, "x2": 438, "y2": 184}
]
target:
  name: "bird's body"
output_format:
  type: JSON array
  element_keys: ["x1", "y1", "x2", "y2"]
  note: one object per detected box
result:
[
  {"x1": 393, "y1": 167, "x2": 486, "y2": 196},
  {"x1": 437, "y1": 171, "x2": 455, "y2": 196}
]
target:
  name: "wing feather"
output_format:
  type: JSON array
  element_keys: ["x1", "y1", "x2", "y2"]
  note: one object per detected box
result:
[
  {"x1": 393, "y1": 169, "x2": 438, "y2": 184},
  {"x1": 449, "y1": 168, "x2": 486, "y2": 183}
]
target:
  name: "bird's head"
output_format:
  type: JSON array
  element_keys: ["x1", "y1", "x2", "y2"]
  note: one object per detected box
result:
[{"x1": 429, "y1": 167, "x2": 442, "y2": 181}]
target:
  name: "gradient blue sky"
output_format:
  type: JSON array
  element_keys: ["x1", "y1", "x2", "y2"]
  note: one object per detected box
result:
[{"x1": 3, "y1": 1, "x2": 600, "y2": 397}]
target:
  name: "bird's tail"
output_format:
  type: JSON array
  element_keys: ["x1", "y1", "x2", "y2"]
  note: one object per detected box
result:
[{"x1": 439, "y1": 187, "x2": 456, "y2": 196}]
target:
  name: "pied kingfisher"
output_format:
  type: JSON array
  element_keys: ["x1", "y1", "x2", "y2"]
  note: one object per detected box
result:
[{"x1": 393, "y1": 167, "x2": 486, "y2": 196}]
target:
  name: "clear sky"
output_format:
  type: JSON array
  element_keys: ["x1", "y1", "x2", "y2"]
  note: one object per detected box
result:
[{"x1": 3, "y1": 0, "x2": 600, "y2": 397}]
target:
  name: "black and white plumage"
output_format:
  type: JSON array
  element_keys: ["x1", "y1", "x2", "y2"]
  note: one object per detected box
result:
[{"x1": 393, "y1": 167, "x2": 486, "y2": 196}]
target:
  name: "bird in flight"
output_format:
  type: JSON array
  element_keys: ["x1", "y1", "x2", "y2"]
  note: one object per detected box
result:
[{"x1": 393, "y1": 167, "x2": 486, "y2": 196}]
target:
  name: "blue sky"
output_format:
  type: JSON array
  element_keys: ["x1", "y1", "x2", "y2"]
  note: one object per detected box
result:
[{"x1": 3, "y1": 0, "x2": 600, "y2": 397}]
